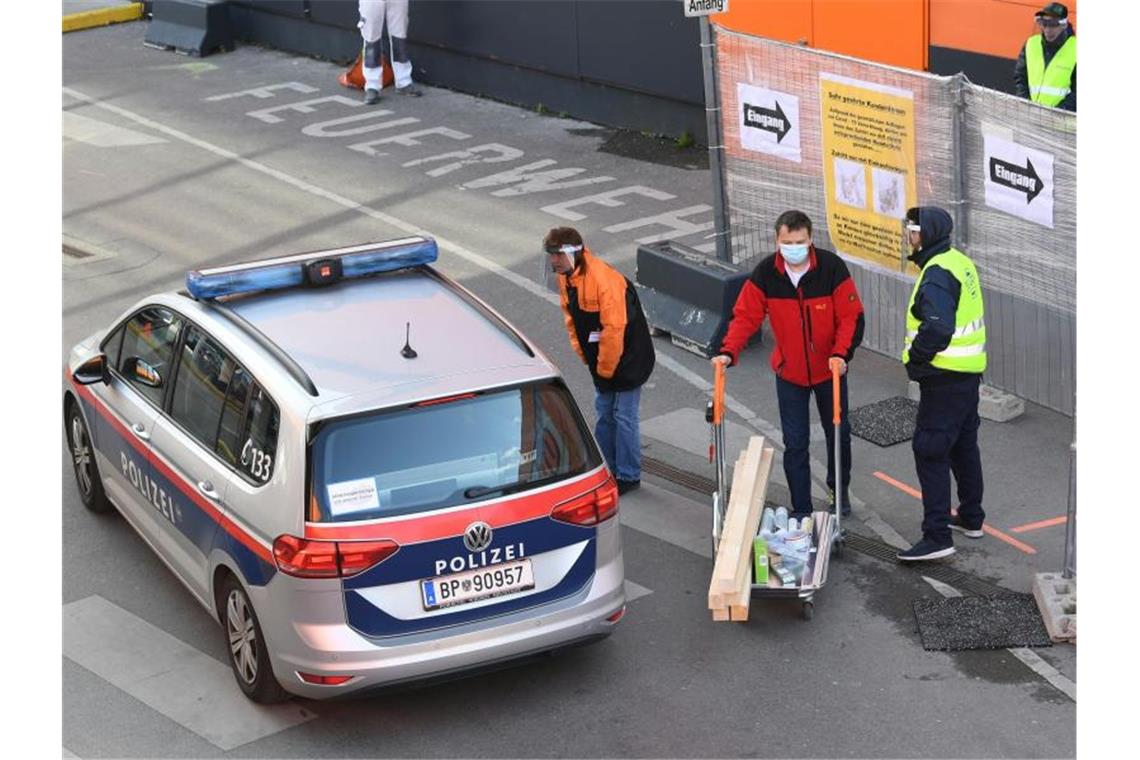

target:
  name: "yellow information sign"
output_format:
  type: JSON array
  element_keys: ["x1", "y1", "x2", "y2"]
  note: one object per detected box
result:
[{"x1": 819, "y1": 74, "x2": 917, "y2": 271}]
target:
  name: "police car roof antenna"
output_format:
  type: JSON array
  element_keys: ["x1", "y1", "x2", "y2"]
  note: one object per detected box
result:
[{"x1": 401, "y1": 322, "x2": 418, "y2": 359}]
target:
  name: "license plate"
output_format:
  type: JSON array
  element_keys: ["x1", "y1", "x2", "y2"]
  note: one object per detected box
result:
[{"x1": 421, "y1": 559, "x2": 535, "y2": 611}]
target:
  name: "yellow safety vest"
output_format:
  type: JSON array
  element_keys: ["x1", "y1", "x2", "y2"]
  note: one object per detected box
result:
[
  {"x1": 902, "y1": 248, "x2": 987, "y2": 373},
  {"x1": 1025, "y1": 34, "x2": 1076, "y2": 107}
]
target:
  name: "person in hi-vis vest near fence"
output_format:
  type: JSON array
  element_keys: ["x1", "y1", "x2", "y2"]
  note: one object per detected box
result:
[
  {"x1": 359, "y1": 0, "x2": 423, "y2": 105},
  {"x1": 897, "y1": 207, "x2": 988, "y2": 563},
  {"x1": 1014, "y1": 2, "x2": 1076, "y2": 111}
]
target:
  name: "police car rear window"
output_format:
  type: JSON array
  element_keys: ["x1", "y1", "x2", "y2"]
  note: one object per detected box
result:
[{"x1": 308, "y1": 380, "x2": 602, "y2": 522}]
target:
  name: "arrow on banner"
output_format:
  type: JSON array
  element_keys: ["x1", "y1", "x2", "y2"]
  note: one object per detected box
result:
[
  {"x1": 742, "y1": 100, "x2": 792, "y2": 143},
  {"x1": 989, "y1": 156, "x2": 1044, "y2": 204}
]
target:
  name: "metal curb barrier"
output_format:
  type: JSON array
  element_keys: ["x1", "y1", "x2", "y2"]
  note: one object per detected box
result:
[{"x1": 63, "y1": 2, "x2": 144, "y2": 33}]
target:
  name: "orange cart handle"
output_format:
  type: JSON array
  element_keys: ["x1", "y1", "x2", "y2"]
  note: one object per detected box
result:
[
  {"x1": 713, "y1": 360, "x2": 725, "y2": 425},
  {"x1": 830, "y1": 359, "x2": 842, "y2": 425}
]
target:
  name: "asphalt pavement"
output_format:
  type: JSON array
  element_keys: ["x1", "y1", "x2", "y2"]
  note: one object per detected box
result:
[{"x1": 61, "y1": 18, "x2": 1077, "y2": 759}]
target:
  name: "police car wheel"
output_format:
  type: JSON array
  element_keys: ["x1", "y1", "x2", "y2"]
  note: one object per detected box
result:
[
  {"x1": 67, "y1": 402, "x2": 110, "y2": 513},
  {"x1": 220, "y1": 576, "x2": 289, "y2": 703}
]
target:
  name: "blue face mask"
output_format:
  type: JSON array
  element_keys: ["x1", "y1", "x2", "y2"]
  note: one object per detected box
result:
[{"x1": 780, "y1": 243, "x2": 809, "y2": 265}]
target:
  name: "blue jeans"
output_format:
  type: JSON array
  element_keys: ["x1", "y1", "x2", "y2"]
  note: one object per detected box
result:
[
  {"x1": 595, "y1": 386, "x2": 642, "y2": 481},
  {"x1": 913, "y1": 376, "x2": 985, "y2": 544},
  {"x1": 775, "y1": 375, "x2": 851, "y2": 517}
]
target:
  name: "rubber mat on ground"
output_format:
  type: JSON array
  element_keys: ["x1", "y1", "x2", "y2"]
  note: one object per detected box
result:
[
  {"x1": 912, "y1": 594, "x2": 1053, "y2": 651},
  {"x1": 849, "y1": 396, "x2": 917, "y2": 446}
]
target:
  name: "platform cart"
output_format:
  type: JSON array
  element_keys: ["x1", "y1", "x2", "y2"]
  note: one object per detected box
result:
[{"x1": 706, "y1": 361, "x2": 846, "y2": 620}]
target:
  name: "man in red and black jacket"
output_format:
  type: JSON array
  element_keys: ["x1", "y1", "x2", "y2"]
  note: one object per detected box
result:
[{"x1": 712, "y1": 210, "x2": 864, "y2": 519}]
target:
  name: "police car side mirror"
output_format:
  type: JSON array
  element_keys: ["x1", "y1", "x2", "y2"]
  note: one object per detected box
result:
[
  {"x1": 122, "y1": 356, "x2": 163, "y2": 389},
  {"x1": 73, "y1": 354, "x2": 109, "y2": 386}
]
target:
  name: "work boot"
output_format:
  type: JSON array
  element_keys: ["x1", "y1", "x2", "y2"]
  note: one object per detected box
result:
[
  {"x1": 617, "y1": 479, "x2": 640, "y2": 495},
  {"x1": 949, "y1": 515, "x2": 984, "y2": 539},
  {"x1": 397, "y1": 83, "x2": 423, "y2": 97},
  {"x1": 363, "y1": 88, "x2": 381, "y2": 105},
  {"x1": 897, "y1": 537, "x2": 955, "y2": 562}
]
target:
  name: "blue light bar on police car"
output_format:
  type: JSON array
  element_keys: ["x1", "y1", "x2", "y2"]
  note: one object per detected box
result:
[{"x1": 186, "y1": 237, "x2": 438, "y2": 300}]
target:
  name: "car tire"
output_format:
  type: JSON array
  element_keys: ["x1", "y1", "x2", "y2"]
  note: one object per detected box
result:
[
  {"x1": 219, "y1": 574, "x2": 290, "y2": 703},
  {"x1": 66, "y1": 400, "x2": 111, "y2": 514}
]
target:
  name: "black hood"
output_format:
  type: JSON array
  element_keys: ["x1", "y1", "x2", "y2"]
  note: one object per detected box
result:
[{"x1": 907, "y1": 206, "x2": 954, "y2": 267}]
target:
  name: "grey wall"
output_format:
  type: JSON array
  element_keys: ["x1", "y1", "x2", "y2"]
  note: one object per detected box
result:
[{"x1": 223, "y1": 0, "x2": 708, "y2": 141}]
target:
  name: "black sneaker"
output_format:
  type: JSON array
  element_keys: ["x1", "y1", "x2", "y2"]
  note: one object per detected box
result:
[
  {"x1": 897, "y1": 537, "x2": 955, "y2": 562},
  {"x1": 616, "y1": 479, "x2": 640, "y2": 495},
  {"x1": 949, "y1": 515, "x2": 984, "y2": 539},
  {"x1": 363, "y1": 88, "x2": 381, "y2": 105},
  {"x1": 397, "y1": 84, "x2": 424, "y2": 97}
]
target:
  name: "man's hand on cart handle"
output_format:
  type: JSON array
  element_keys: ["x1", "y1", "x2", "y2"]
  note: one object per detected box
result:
[
  {"x1": 711, "y1": 354, "x2": 731, "y2": 367},
  {"x1": 828, "y1": 356, "x2": 847, "y2": 376}
]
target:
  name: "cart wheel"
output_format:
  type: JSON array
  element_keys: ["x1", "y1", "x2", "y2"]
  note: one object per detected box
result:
[{"x1": 802, "y1": 601, "x2": 814, "y2": 620}]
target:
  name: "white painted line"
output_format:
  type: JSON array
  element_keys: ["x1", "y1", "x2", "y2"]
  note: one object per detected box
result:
[
  {"x1": 920, "y1": 577, "x2": 1076, "y2": 702},
  {"x1": 59, "y1": 86, "x2": 903, "y2": 552},
  {"x1": 63, "y1": 748, "x2": 80, "y2": 759},
  {"x1": 624, "y1": 580, "x2": 653, "y2": 603},
  {"x1": 63, "y1": 111, "x2": 166, "y2": 147},
  {"x1": 63, "y1": 596, "x2": 316, "y2": 750}
]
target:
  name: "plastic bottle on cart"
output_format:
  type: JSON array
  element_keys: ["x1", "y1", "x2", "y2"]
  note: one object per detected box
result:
[
  {"x1": 760, "y1": 507, "x2": 776, "y2": 534},
  {"x1": 774, "y1": 506, "x2": 789, "y2": 532}
]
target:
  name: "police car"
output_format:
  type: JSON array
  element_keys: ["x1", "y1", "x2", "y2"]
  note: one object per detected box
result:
[{"x1": 64, "y1": 237, "x2": 626, "y2": 702}]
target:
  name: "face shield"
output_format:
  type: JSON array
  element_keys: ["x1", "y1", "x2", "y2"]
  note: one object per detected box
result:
[
  {"x1": 1036, "y1": 16, "x2": 1067, "y2": 41},
  {"x1": 540, "y1": 242, "x2": 583, "y2": 291}
]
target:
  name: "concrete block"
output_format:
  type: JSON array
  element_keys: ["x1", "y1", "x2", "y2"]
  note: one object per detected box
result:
[
  {"x1": 1031, "y1": 572, "x2": 1076, "y2": 643},
  {"x1": 978, "y1": 384, "x2": 1025, "y2": 422},
  {"x1": 907, "y1": 381, "x2": 1025, "y2": 422}
]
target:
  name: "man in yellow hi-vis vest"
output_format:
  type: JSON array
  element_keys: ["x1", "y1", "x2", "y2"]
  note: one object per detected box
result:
[
  {"x1": 897, "y1": 207, "x2": 987, "y2": 562},
  {"x1": 1014, "y1": 3, "x2": 1076, "y2": 111}
]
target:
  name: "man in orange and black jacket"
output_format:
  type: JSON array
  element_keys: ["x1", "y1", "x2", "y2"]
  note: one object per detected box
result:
[
  {"x1": 546, "y1": 227, "x2": 656, "y2": 495},
  {"x1": 712, "y1": 210, "x2": 864, "y2": 519}
]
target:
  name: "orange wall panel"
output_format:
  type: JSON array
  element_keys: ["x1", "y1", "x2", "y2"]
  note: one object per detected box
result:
[
  {"x1": 717, "y1": 0, "x2": 926, "y2": 71},
  {"x1": 717, "y1": 0, "x2": 1078, "y2": 70},
  {"x1": 930, "y1": 0, "x2": 1077, "y2": 59},
  {"x1": 715, "y1": 0, "x2": 814, "y2": 46},
  {"x1": 812, "y1": 0, "x2": 926, "y2": 70}
]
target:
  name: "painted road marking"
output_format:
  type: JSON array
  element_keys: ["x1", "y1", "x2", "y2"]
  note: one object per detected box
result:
[
  {"x1": 63, "y1": 596, "x2": 315, "y2": 750},
  {"x1": 60, "y1": 85, "x2": 904, "y2": 553},
  {"x1": 1011, "y1": 516, "x2": 1068, "y2": 533},
  {"x1": 64, "y1": 111, "x2": 166, "y2": 148},
  {"x1": 920, "y1": 577, "x2": 1075, "y2": 702},
  {"x1": 625, "y1": 580, "x2": 653, "y2": 603},
  {"x1": 875, "y1": 471, "x2": 1037, "y2": 555}
]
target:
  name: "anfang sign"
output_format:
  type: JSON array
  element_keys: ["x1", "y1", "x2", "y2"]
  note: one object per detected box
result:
[{"x1": 683, "y1": 0, "x2": 728, "y2": 18}]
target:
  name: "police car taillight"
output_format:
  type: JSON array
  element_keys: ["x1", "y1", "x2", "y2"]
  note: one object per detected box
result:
[
  {"x1": 185, "y1": 237, "x2": 438, "y2": 300},
  {"x1": 272, "y1": 535, "x2": 399, "y2": 579},
  {"x1": 550, "y1": 479, "x2": 620, "y2": 526}
]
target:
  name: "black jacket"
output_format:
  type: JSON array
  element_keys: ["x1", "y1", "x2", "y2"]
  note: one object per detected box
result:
[
  {"x1": 1014, "y1": 26, "x2": 1076, "y2": 112},
  {"x1": 905, "y1": 207, "x2": 981, "y2": 386}
]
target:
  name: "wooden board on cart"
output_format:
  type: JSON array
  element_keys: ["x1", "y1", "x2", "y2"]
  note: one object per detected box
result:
[{"x1": 707, "y1": 435, "x2": 775, "y2": 621}]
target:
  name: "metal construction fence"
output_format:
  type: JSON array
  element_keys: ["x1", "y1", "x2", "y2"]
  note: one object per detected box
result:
[{"x1": 711, "y1": 28, "x2": 1076, "y2": 415}]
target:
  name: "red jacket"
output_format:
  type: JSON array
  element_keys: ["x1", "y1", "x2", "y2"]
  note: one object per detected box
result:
[{"x1": 719, "y1": 246, "x2": 864, "y2": 387}]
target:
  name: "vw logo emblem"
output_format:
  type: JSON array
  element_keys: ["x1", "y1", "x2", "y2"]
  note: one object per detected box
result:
[{"x1": 463, "y1": 522, "x2": 493, "y2": 553}]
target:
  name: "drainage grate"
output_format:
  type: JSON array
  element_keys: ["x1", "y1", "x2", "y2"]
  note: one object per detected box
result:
[
  {"x1": 63, "y1": 243, "x2": 93, "y2": 259},
  {"x1": 642, "y1": 456, "x2": 716, "y2": 495}
]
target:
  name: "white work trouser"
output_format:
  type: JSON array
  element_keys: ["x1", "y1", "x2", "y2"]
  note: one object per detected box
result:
[{"x1": 358, "y1": 0, "x2": 413, "y2": 89}]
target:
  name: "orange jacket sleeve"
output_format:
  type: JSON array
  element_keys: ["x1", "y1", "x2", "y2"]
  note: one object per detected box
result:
[{"x1": 595, "y1": 271, "x2": 628, "y2": 379}]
